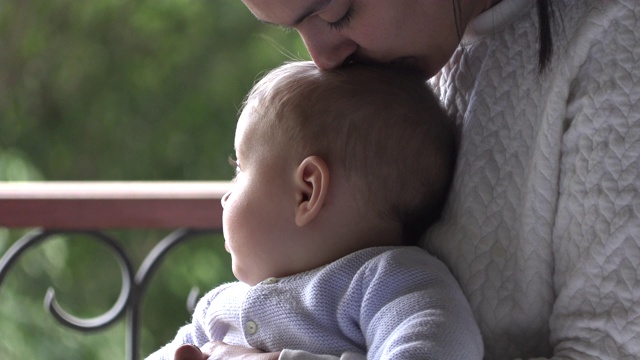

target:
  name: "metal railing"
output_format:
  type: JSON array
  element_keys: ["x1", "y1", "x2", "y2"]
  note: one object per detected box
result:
[{"x1": 0, "y1": 182, "x2": 230, "y2": 360}]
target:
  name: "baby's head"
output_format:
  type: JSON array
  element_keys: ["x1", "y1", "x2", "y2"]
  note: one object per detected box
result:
[
  {"x1": 222, "y1": 61, "x2": 456, "y2": 285},
  {"x1": 247, "y1": 61, "x2": 457, "y2": 243}
]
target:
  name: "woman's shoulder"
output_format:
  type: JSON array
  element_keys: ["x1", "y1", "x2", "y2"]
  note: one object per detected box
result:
[
  {"x1": 553, "y1": 0, "x2": 638, "y2": 51},
  {"x1": 550, "y1": 0, "x2": 639, "y2": 86}
]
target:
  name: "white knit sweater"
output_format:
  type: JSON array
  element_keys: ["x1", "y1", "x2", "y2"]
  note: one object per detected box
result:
[
  {"x1": 280, "y1": 1, "x2": 640, "y2": 359},
  {"x1": 425, "y1": 0, "x2": 640, "y2": 359}
]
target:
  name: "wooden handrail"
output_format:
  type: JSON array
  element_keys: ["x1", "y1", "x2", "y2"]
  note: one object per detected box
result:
[{"x1": 0, "y1": 182, "x2": 230, "y2": 229}]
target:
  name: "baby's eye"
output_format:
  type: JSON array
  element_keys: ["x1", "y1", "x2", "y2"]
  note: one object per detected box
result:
[{"x1": 228, "y1": 156, "x2": 241, "y2": 178}]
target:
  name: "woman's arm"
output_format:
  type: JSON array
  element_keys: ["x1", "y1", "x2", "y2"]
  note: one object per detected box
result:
[{"x1": 550, "y1": 2, "x2": 640, "y2": 357}]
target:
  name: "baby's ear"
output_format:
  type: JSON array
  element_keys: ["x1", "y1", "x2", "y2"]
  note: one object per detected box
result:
[{"x1": 295, "y1": 156, "x2": 329, "y2": 227}]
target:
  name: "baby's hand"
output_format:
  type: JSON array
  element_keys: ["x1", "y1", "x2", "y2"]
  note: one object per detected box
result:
[
  {"x1": 174, "y1": 342, "x2": 280, "y2": 360},
  {"x1": 174, "y1": 344, "x2": 206, "y2": 360}
]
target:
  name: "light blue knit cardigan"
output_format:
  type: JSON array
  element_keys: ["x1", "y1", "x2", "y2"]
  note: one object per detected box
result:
[{"x1": 147, "y1": 246, "x2": 483, "y2": 360}]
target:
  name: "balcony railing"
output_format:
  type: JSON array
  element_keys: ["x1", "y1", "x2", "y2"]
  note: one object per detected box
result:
[{"x1": 0, "y1": 182, "x2": 230, "y2": 360}]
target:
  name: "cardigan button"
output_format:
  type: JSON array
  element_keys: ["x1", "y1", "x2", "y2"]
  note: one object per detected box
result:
[{"x1": 245, "y1": 321, "x2": 258, "y2": 335}]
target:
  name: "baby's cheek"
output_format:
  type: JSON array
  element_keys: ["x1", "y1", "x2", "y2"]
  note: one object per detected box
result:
[
  {"x1": 223, "y1": 203, "x2": 254, "y2": 247},
  {"x1": 222, "y1": 205, "x2": 242, "y2": 247}
]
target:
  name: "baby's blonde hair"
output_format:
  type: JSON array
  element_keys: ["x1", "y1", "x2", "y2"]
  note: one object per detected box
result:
[{"x1": 243, "y1": 61, "x2": 457, "y2": 245}]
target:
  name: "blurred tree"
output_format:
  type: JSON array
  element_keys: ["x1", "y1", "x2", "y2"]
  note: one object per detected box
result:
[
  {"x1": 0, "y1": 0, "x2": 308, "y2": 358},
  {"x1": 0, "y1": 0, "x2": 307, "y2": 180}
]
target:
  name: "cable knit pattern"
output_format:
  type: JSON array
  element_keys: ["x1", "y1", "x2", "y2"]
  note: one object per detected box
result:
[
  {"x1": 146, "y1": 247, "x2": 483, "y2": 360},
  {"x1": 425, "y1": 0, "x2": 640, "y2": 359}
]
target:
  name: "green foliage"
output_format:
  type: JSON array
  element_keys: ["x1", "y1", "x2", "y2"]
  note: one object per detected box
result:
[
  {"x1": 0, "y1": 0, "x2": 307, "y2": 180},
  {"x1": 0, "y1": 0, "x2": 308, "y2": 358},
  {"x1": 0, "y1": 148, "x2": 43, "y2": 180}
]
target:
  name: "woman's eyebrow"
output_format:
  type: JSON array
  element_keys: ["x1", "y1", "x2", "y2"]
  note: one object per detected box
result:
[{"x1": 257, "y1": 0, "x2": 332, "y2": 27}]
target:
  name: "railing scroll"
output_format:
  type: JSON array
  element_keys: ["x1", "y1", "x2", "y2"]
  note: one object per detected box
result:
[
  {"x1": 0, "y1": 229, "x2": 135, "y2": 332},
  {"x1": 0, "y1": 182, "x2": 230, "y2": 360}
]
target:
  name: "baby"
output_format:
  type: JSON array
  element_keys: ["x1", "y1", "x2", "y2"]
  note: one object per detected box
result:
[{"x1": 148, "y1": 61, "x2": 482, "y2": 359}]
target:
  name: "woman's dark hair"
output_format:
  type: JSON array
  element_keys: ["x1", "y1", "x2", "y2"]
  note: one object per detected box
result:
[{"x1": 536, "y1": 0, "x2": 554, "y2": 71}]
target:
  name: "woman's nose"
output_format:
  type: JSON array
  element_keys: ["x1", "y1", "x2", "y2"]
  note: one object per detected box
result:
[
  {"x1": 297, "y1": 26, "x2": 358, "y2": 70},
  {"x1": 221, "y1": 190, "x2": 231, "y2": 208}
]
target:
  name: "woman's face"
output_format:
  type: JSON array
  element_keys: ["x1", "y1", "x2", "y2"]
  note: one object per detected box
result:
[{"x1": 242, "y1": 0, "x2": 491, "y2": 76}]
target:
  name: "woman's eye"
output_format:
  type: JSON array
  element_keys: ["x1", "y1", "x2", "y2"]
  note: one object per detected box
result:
[{"x1": 328, "y1": 7, "x2": 353, "y2": 31}]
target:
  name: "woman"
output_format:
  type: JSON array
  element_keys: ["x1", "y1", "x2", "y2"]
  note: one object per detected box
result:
[{"x1": 175, "y1": 0, "x2": 640, "y2": 359}]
